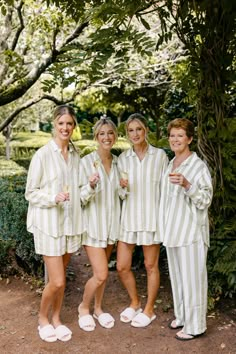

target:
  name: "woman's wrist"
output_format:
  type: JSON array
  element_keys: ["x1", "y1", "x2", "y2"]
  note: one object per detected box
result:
[{"x1": 185, "y1": 182, "x2": 192, "y2": 191}]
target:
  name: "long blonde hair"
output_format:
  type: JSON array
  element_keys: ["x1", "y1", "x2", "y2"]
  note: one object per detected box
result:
[
  {"x1": 93, "y1": 117, "x2": 118, "y2": 142},
  {"x1": 53, "y1": 105, "x2": 77, "y2": 151}
]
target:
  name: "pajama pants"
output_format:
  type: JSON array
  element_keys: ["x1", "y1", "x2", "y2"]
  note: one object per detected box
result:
[{"x1": 166, "y1": 240, "x2": 208, "y2": 335}]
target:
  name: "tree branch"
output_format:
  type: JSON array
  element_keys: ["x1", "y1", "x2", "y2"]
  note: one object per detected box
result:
[
  {"x1": 0, "y1": 93, "x2": 76, "y2": 132},
  {"x1": 0, "y1": 21, "x2": 89, "y2": 107},
  {"x1": 11, "y1": 1, "x2": 24, "y2": 51}
]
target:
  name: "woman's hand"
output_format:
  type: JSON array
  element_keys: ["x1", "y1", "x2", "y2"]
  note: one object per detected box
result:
[
  {"x1": 55, "y1": 192, "x2": 70, "y2": 203},
  {"x1": 89, "y1": 172, "x2": 100, "y2": 189},
  {"x1": 120, "y1": 178, "x2": 128, "y2": 189},
  {"x1": 169, "y1": 172, "x2": 191, "y2": 190}
]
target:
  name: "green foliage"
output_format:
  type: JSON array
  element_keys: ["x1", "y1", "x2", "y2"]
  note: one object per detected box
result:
[
  {"x1": 71, "y1": 126, "x2": 82, "y2": 141},
  {"x1": 154, "y1": 1, "x2": 236, "y2": 306},
  {"x1": 78, "y1": 119, "x2": 94, "y2": 139},
  {"x1": 0, "y1": 175, "x2": 43, "y2": 275},
  {"x1": 117, "y1": 122, "x2": 126, "y2": 137},
  {"x1": 0, "y1": 157, "x2": 26, "y2": 177},
  {"x1": 80, "y1": 145, "x2": 97, "y2": 157},
  {"x1": 0, "y1": 238, "x2": 13, "y2": 273},
  {"x1": 206, "y1": 117, "x2": 236, "y2": 306}
]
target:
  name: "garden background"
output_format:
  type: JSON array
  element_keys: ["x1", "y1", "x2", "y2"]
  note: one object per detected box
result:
[{"x1": 0, "y1": 1, "x2": 235, "y2": 345}]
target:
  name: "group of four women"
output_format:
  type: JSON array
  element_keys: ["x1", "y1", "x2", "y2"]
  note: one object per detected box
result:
[{"x1": 25, "y1": 105, "x2": 213, "y2": 343}]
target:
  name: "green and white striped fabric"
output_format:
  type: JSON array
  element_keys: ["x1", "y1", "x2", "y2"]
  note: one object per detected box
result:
[
  {"x1": 159, "y1": 152, "x2": 213, "y2": 247},
  {"x1": 118, "y1": 144, "x2": 168, "y2": 242},
  {"x1": 25, "y1": 139, "x2": 85, "y2": 238},
  {"x1": 167, "y1": 240, "x2": 208, "y2": 335},
  {"x1": 79, "y1": 151, "x2": 121, "y2": 243}
]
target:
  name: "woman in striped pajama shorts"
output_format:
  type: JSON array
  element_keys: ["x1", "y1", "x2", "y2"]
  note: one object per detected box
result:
[
  {"x1": 117, "y1": 113, "x2": 168, "y2": 328},
  {"x1": 78, "y1": 118, "x2": 120, "y2": 331},
  {"x1": 159, "y1": 118, "x2": 213, "y2": 341},
  {"x1": 25, "y1": 105, "x2": 85, "y2": 343}
]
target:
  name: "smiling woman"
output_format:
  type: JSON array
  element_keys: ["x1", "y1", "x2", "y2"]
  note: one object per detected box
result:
[
  {"x1": 78, "y1": 117, "x2": 120, "y2": 331},
  {"x1": 25, "y1": 105, "x2": 85, "y2": 343},
  {"x1": 117, "y1": 113, "x2": 168, "y2": 328},
  {"x1": 159, "y1": 118, "x2": 213, "y2": 341}
]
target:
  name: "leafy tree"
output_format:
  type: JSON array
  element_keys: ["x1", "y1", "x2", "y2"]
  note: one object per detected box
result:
[
  {"x1": 0, "y1": 0, "x2": 171, "y2": 131},
  {"x1": 56, "y1": 0, "x2": 236, "y2": 301},
  {"x1": 153, "y1": 0, "x2": 236, "y2": 302}
]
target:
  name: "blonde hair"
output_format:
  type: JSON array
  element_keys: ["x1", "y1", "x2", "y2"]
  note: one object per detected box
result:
[
  {"x1": 125, "y1": 113, "x2": 149, "y2": 142},
  {"x1": 125, "y1": 113, "x2": 148, "y2": 132},
  {"x1": 93, "y1": 118, "x2": 118, "y2": 141},
  {"x1": 52, "y1": 105, "x2": 77, "y2": 151},
  {"x1": 53, "y1": 105, "x2": 77, "y2": 126}
]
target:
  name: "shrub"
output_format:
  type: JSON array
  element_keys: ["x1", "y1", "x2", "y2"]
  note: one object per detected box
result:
[
  {"x1": 0, "y1": 238, "x2": 13, "y2": 273},
  {"x1": 0, "y1": 157, "x2": 26, "y2": 177},
  {"x1": 0, "y1": 175, "x2": 43, "y2": 275},
  {"x1": 72, "y1": 126, "x2": 82, "y2": 141}
]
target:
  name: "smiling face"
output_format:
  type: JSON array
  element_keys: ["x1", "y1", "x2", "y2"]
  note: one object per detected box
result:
[
  {"x1": 54, "y1": 114, "x2": 75, "y2": 143},
  {"x1": 168, "y1": 127, "x2": 193, "y2": 155},
  {"x1": 96, "y1": 123, "x2": 116, "y2": 150},
  {"x1": 127, "y1": 119, "x2": 147, "y2": 146}
]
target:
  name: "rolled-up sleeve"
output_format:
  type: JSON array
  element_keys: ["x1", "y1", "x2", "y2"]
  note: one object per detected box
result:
[{"x1": 185, "y1": 169, "x2": 213, "y2": 210}]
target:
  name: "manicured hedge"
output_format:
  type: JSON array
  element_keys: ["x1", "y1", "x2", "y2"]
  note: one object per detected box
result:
[{"x1": 0, "y1": 175, "x2": 43, "y2": 275}]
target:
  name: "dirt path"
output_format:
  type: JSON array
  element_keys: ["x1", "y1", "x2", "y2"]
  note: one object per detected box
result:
[{"x1": 0, "y1": 250, "x2": 235, "y2": 354}]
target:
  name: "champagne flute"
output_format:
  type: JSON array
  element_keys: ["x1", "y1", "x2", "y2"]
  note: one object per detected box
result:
[
  {"x1": 120, "y1": 171, "x2": 128, "y2": 181},
  {"x1": 62, "y1": 184, "x2": 71, "y2": 210},
  {"x1": 93, "y1": 159, "x2": 101, "y2": 170},
  {"x1": 92, "y1": 159, "x2": 101, "y2": 186},
  {"x1": 120, "y1": 171, "x2": 129, "y2": 192}
]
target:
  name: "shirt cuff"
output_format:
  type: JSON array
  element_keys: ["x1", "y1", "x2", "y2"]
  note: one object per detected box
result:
[{"x1": 185, "y1": 183, "x2": 197, "y2": 196}]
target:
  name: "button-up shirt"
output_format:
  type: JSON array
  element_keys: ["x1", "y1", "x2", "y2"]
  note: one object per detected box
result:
[
  {"x1": 159, "y1": 152, "x2": 213, "y2": 247},
  {"x1": 118, "y1": 145, "x2": 168, "y2": 235},
  {"x1": 25, "y1": 140, "x2": 85, "y2": 237},
  {"x1": 79, "y1": 151, "x2": 120, "y2": 242}
]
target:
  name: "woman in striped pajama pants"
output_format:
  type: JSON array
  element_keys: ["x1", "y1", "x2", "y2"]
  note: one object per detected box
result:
[{"x1": 159, "y1": 118, "x2": 213, "y2": 341}]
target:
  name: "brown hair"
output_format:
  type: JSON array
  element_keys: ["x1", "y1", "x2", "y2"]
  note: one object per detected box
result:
[
  {"x1": 93, "y1": 117, "x2": 118, "y2": 141},
  {"x1": 167, "y1": 118, "x2": 194, "y2": 138}
]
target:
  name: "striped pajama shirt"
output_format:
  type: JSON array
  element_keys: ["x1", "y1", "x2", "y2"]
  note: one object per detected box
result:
[
  {"x1": 118, "y1": 144, "x2": 168, "y2": 245},
  {"x1": 79, "y1": 151, "x2": 121, "y2": 247},
  {"x1": 25, "y1": 140, "x2": 85, "y2": 256},
  {"x1": 159, "y1": 152, "x2": 213, "y2": 335}
]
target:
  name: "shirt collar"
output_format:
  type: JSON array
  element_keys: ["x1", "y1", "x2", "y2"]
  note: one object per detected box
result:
[
  {"x1": 171, "y1": 152, "x2": 195, "y2": 167},
  {"x1": 50, "y1": 139, "x2": 74, "y2": 153},
  {"x1": 94, "y1": 150, "x2": 117, "y2": 164},
  {"x1": 125, "y1": 144, "x2": 154, "y2": 157}
]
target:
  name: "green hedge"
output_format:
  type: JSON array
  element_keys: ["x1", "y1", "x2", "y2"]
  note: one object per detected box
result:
[{"x1": 0, "y1": 175, "x2": 43, "y2": 275}]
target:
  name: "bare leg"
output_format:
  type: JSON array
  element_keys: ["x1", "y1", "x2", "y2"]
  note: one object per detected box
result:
[
  {"x1": 79, "y1": 246, "x2": 108, "y2": 317},
  {"x1": 116, "y1": 241, "x2": 140, "y2": 312},
  {"x1": 51, "y1": 253, "x2": 72, "y2": 327},
  {"x1": 94, "y1": 244, "x2": 114, "y2": 315},
  {"x1": 39, "y1": 255, "x2": 69, "y2": 327},
  {"x1": 142, "y1": 244, "x2": 160, "y2": 317}
]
